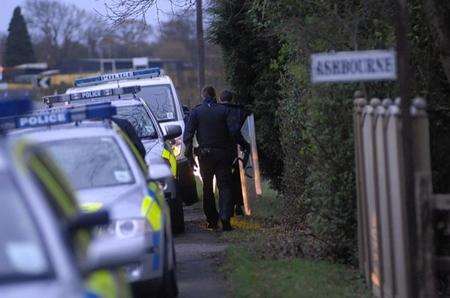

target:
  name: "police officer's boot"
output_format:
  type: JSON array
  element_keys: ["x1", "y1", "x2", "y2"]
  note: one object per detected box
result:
[
  {"x1": 221, "y1": 219, "x2": 233, "y2": 231},
  {"x1": 207, "y1": 220, "x2": 218, "y2": 230},
  {"x1": 234, "y1": 205, "x2": 244, "y2": 216}
]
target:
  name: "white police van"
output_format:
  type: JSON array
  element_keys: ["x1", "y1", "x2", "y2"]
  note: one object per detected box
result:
[{"x1": 67, "y1": 68, "x2": 199, "y2": 206}]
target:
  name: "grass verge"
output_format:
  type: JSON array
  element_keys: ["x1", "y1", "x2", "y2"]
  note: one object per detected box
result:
[{"x1": 221, "y1": 182, "x2": 370, "y2": 298}]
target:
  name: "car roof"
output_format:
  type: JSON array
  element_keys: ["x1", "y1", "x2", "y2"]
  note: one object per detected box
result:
[
  {"x1": 54, "y1": 97, "x2": 142, "y2": 108},
  {"x1": 66, "y1": 75, "x2": 173, "y2": 93},
  {"x1": 10, "y1": 122, "x2": 118, "y2": 143}
]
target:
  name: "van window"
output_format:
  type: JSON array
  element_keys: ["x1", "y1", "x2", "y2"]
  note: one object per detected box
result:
[{"x1": 138, "y1": 85, "x2": 177, "y2": 122}]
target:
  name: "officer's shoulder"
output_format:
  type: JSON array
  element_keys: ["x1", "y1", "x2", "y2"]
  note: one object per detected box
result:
[
  {"x1": 191, "y1": 103, "x2": 203, "y2": 112},
  {"x1": 221, "y1": 102, "x2": 243, "y2": 109}
]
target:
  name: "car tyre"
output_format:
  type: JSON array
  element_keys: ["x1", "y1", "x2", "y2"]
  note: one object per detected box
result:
[
  {"x1": 159, "y1": 238, "x2": 178, "y2": 297},
  {"x1": 171, "y1": 196, "x2": 185, "y2": 234}
]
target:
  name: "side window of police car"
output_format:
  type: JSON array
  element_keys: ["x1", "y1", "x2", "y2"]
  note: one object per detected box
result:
[
  {"x1": 118, "y1": 129, "x2": 148, "y2": 175},
  {"x1": 25, "y1": 147, "x2": 88, "y2": 259}
]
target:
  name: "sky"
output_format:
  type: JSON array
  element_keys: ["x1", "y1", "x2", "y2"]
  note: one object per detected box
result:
[{"x1": 1, "y1": 0, "x2": 184, "y2": 34}]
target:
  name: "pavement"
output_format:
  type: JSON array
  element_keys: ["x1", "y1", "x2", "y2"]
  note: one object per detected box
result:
[{"x1": 174, "y1": 204, "x2": 229, "y2": 298}]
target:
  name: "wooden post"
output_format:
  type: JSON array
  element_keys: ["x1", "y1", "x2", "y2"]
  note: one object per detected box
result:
[
  {"x1": 354, "y1": 91, "x2": 370, "y2": 283},
  {"x1": 393, "y1": 1, "x2": 417, "y2": 295},
  {"x1": 196, "y1": 0, "x2": 205, "y2": 95},
  {"x1": 411, "y1": 98, "x2": 436, "y2": 297}
]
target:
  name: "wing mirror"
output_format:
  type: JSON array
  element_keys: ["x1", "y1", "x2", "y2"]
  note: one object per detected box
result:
[
  {"x1": 67, "y1": 210, "x2": 109, "y2": 233},
  {"x1": 163, "y1": 124, "x2": 182, "y2": 141},
  {"x1": 81, "y1": 235, "x2": 146, "y2": 275},
  {"x1": 147, "y1": 163, "x2": 172, "y2": 182}
]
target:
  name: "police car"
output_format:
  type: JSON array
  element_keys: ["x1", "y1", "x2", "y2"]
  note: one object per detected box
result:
[
  {"x1": 8, "y1": 103, "x2": 178, "y2": 297},
  {"x1": 0, "y1": 99, "x2": 144, "y2": 298},
  {"x1": 67, "y1": 68, "x2": 199, "y2": 206},
  {"x1": 44, "y1": 86, "x2": 185, "y2": 234}
]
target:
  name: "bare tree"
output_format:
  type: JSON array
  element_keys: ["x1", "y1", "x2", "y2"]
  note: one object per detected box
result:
[
  {"x1": 84, "y1": 16, "x2": 109, "y2": 58},
  {"x1": 24, "y1": 0, "x2": 87, "y2": 65},
  {"x1": 102, "y1": 0, "x2": 205, "y2": 94},
  {"x1": 196, "y1": 0, "x2": 205, "y2": 92}
]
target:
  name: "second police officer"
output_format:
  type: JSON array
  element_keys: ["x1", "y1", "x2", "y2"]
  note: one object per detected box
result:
[
  {"x1": 218, "y1": 90, "x2": 250, "y2": 216},
  {"x1": 184, "y1": 86, "x2": 247, "y2": 231}
]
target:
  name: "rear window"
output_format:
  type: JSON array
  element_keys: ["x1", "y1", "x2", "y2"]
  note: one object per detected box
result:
[
  {"x1": 43, "y1": 137, "x2": 135, "y2": 190},
  {"x1": 138, "y1": 85, "x2": 177, "y2": 122}
]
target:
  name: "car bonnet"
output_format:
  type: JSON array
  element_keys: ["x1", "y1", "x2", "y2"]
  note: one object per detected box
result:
[{"x1": 76, "y1": 183, "x2": 147, "y2": 220}]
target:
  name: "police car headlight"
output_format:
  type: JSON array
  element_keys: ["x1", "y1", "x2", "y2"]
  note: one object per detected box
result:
[
  {"x1": 170, "y1": 136, "x2": 183, "y2": 158},
  {"x1": 109, "y1": 219, "x2": 151, "y2": 239}
]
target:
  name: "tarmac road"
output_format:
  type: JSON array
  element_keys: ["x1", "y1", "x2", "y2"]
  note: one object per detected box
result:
[{"x1": 174, "y1": 204, "x2": 229, "y2": 298}]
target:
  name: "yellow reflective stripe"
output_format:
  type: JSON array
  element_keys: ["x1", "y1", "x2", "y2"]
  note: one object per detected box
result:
[
  {"x1": 29, "y1": 156, "x2": 76, "y2": 216},
  {"x1": 87, "y1": 270, "x2": 117, "y2": 298},
  {"x1": 81, "y1": 202, "x2": 103, "y2": 213},
  {"x1": 118, "y1": 129, "x2": 147, "y2": 174},
  {"x1": 141, "y1": 195, "x2": 162, "y2": 231},
  {"x1": 148, "y1": 181, "x2": 165, "y2": 206},
  {"x1": 162, "y1": 148, "x2": 177, "y2": 176}
]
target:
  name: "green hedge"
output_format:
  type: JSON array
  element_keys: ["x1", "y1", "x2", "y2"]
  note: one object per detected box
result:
[{"x1": 210, "y1": 0, "x2": 450, "y2": 264}]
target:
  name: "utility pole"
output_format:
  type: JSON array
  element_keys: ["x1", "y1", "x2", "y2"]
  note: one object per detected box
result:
[
  {"x1": 196, "y1": 0, "x2": 205, "y2": 96},
  {"x1": 393, "y1": 0, "x2": 417, "y2": 296}
]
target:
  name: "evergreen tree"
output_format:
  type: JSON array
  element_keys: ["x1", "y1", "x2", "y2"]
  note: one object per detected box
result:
[{"x1": 3, "y1": 6, "x2": 35, "y2": 67}]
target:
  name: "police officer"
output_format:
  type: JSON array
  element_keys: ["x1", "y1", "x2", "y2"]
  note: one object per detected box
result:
[
  {"x1": 184, "y1": 86, "x2": 237, "y2": 231},
  {"x1": 218, "y1": 90, "x2": 250, "y2": 216}
]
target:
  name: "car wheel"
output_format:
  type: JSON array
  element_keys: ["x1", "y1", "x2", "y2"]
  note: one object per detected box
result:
[
  {"x1": 159, "y1": 238, "x2": 178, "y2": 297},
  {"x1": 171, "y1": 196, "x2": 185, "y2": 234}
]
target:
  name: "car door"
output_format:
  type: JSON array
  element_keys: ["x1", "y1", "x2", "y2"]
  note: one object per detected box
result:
[{"x1": 22, "y1": 145, "x2": 131, "y2": 298}]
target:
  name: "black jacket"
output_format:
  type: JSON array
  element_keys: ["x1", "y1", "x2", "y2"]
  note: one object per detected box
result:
[
  {"x1": 184, "y1": 97, "x2": 251, "y2": 159},
  {"x1": 220, "y1": 102, "x2": 251, "y2": 153}
]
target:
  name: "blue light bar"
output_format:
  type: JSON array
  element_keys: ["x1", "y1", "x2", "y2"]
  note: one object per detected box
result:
[
  {"x1": 74, "y1": 68, "x2": 161, "y2": 87},
  {"x1": 16, "y1": 111, "x2": 70, "y2": 129},
  {"x1": 43, "y1": 86, "x2": 141, "y2": 106},
  {"x1": 70, "y1": 103, "x2": 117, "y2": 122},
  {"x1": 5, "y1": 103, "x2": 117, "y2": 130},
  {"x1": 0, "y1": 98, "x2": 32, "y2": 118}
]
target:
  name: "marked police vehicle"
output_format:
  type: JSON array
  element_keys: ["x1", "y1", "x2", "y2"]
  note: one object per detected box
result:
[
  {"x1": 8, "y1": 103, "x2": 178, "y2": 297},
  {"x1": 67, "y1": 68, "x2": 198, "y2": 206},
  {"x1": 0, "y1": 99, "x2": 144, "y2": 298},
  {"x1": 44, "y1": 86, "x2": 185, "y2": 233}
]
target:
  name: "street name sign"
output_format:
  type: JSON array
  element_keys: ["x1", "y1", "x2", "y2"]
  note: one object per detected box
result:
[{"x1": 311, "y1": 50, "x2": 397, "y2": 83}]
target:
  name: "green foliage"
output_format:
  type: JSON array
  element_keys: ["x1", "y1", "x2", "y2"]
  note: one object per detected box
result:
[
  {"x1": 224, "y1": 246, "x2": 370, "y2": 298},
  {"x1": 210, "y1": 0, "x2": 450, "y2": 265},
  {"x1": 222, "y1": 185, "x2": 369, "y2": 297},
  {"x1": 3, "y1": 7, "x2": 35, "y2": 67},
  {"x1": 209, "y1": 0, "x2": 284, "y2": 189}
]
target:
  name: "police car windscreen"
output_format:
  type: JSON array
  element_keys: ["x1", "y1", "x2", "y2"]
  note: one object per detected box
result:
[
  {"x1": 43, "y1": 137, "x2": 135, "y2": 190},
  {"x1": 115, "y1": 105, "x2": 158, "y2": 138},
  {"x1": 0, "y1": 174, "x2": 52, "y2": 281},
  {"x1": 138, "y1": 85, "x2": 176, "y2": 122}
]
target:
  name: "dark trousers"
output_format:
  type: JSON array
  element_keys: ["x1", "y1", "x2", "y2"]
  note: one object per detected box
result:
[
  {"x1": 198, "y1": 148, "x2": 234, "y2": 222},
  {"x1": 231, "y1": 161, "x2": 244, "y2": 208}
]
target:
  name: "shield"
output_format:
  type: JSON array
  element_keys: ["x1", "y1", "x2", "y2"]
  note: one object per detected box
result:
[{"x1": 237, "y1": 114, "x2": 262, "y2": 215}]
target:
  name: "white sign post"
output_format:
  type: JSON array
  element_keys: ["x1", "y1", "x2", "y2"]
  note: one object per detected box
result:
[{"x1": 311, "y1": 50, "x2": 397, "y2": 83}]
